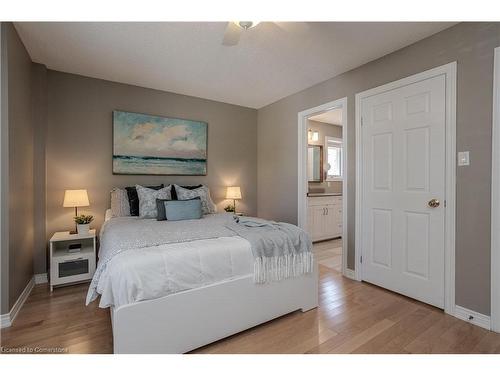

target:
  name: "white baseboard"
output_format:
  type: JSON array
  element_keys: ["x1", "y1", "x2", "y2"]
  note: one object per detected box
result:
[
  {"x1": 343, "y1": 268, "x2": 357, "y2": 280},
  {"x1": 0, "y1": 313, "x2": 11, "y2": 328},
  {"x1": 34, "y1": 273, "x2": 48, "y2": 284},
  {"x1": 454, "y1": 305, "x2": 491, "y2": 330},
  {"x1": 0, "y1": 276, "x2": 35, "y2": 329}
]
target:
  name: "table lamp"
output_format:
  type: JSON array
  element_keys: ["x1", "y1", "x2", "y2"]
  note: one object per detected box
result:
[
  {"x1": 226, "y1": 186, "x2": 242, "y2": 214},
  {"x1": 63, "y1": 189, "x2": 90, "y2": 234}
]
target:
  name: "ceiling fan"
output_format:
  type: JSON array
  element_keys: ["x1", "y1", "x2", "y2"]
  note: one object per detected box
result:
[{"x1": 222, "y1": 21, "x2": 308, "y2": 46}]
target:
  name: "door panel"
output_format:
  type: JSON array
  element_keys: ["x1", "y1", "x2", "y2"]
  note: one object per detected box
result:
[
  {"x1": 404, "y1": 211, "x2": 430, "y2": 279},
  {"x1": 371, "y1": 208, "x2": 393, "y2": 268},
  {"x1": 372, "y1": 133, "x2": 393, "y2": 191},
  {"x1": 361, "y1": 74, "x2": 446, "y2": 308},
  {"x1": 405, "y1": 127, "x2": 430, "y2": 192}
]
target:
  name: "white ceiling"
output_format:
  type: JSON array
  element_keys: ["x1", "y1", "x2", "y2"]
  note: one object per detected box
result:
[
  {"x1": 15, "y1": 22, "x2": 455, "y2": 109},
  {"x1": 309, "y1": 108, "x2": 342, "y2": 125}
]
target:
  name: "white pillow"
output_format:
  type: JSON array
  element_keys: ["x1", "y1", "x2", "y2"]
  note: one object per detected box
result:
[
  {"x1": 174, "y1": 184, "x2": 217, "y2": 215},
  {"x1": 136, "y1": 185, "x2": 172, "y2": 219},
  {"x1": 110, "y1": 188, "x2": 130, "y2": 217}
]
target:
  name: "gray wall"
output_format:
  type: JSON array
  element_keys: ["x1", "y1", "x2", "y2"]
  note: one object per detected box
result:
[
  {"x1": 32, "y1": 63, "x2": 47, "y2": 275},
  {"x1": 45, "y1": 71, "x2": 258, "y2": 266},
  {"x1": 257, "y1": 22, "x2": 500, "y2": 315},
  {"x1": 307, "y1": 119, "x2": 343, "y2": 194},
  {"x1": 0, "y1": 23, "x2": 9, "y2": 315},
  {"x1": 4, "y1": 22, "x2": 34, "y2": 311}
]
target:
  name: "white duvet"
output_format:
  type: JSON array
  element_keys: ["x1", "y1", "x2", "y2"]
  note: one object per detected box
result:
[{"x1": 95, "y1": 232, "x2": 253, "y2": 309}]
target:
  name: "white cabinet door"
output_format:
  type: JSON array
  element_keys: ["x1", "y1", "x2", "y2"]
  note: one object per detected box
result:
[
  {"x1": 311, "y1": 206, "x2": 326, "y2": 241},
  {"x1": 307, "y1": 196, "x2": 343, "y2": 242},
  {"x1": 360, "y1": 74, "x2": 446, "y2": 308},
  {"x1": 324, "y1": 205, "x2": 338, "y2": 238},
  {"x1": 326, "y1": 204, "x2": 342, "y2": 237}
]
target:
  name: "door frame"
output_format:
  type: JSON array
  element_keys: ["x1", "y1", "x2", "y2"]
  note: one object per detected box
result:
[
  {"x1": 491, "y1": 47, "x2": 500, "y2": 333},
  {"x1": 355, "y1": 62, "x2": 457, "y2": 315},
  {"x1": 297, "y1": 97, "x2": 351, "y2": 278}
]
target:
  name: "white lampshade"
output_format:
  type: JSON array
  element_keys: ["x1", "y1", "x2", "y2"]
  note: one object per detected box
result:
[
  {"x1": 226, "y1": 186, "x2": 242, "y2": 200},
  {"x1": 63, "y1": 189, "x2": 90, "y2": 208}
]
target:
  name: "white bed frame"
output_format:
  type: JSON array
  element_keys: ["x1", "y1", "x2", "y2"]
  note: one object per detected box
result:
[{"x1": 104, "y1": 210, "x2": 319, "y2": 354}]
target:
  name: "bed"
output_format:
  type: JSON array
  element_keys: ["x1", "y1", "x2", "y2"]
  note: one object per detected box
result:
[{"x1": 89, "y1": 209, "x2": 318, "y2": 354}]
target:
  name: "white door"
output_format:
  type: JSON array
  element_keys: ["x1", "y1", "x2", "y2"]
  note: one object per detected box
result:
[{"x1": 360, "y1": 74, "x2": 446, "y2": 308}]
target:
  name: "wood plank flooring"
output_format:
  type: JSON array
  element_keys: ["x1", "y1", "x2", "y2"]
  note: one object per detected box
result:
[
  {"x1": 314, "y1": 238, "x2": 342, "y2": 272},
  {"x1": 1, "y1": 239, "x2": 499, "y2": 354}
]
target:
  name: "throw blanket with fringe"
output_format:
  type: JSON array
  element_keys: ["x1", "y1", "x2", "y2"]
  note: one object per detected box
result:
[
  {"x1": 226, "y1": 216, "x2": 313, "y2": 283},
  {"x1": 87, "y1": 214, "x2": 313, "y2": 305}
]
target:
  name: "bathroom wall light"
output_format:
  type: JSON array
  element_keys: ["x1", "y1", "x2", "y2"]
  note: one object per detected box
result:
[{"x1": 308, "y1": 129, "x2": 319, "y2": 142}]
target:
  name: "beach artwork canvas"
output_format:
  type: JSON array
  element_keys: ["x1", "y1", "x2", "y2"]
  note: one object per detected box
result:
[{"x1": 113, "y1": 111, "x2": 207, "y2": 175}]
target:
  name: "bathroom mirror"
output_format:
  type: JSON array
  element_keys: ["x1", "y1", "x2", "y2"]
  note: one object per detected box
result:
[{"x1": 307, "y1": 145, "x2": 323, "y2": 183}]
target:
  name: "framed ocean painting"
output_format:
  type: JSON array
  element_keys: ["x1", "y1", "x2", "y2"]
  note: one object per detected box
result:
[{"x1": 113, "y1": 110, "x2": 207, "y2": 175}]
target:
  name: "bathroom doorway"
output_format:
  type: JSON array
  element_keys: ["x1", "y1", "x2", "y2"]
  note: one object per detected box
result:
[{"x1": 297, "y1": 97, "x2": 351, "y2": 278}]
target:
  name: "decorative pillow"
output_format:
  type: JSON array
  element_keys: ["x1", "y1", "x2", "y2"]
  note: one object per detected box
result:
[
  {"x1": 170, "y1": 184, "x2": 202, "y2": 200},
  {"x1": 136, "y1": 185, "x2": 172, "y2": 219},
  {"x1": 174, "y1": 184, "x2": 217, "y2": 215},
  {"x1": 156, "y1": 198, "x2": 171, "y2": 221},
  {"x1": 110, "y1": 188, "x2": 130, "y2": 217},
  {"x1": 126, "y1": 184, "x2": 164, "y2": 216},
  {"x1": 164, "y1": 199, "x2": 202, "y2": 221}
]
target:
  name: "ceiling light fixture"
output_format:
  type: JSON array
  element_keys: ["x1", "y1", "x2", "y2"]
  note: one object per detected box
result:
[{"x1": 236, "y1": 21, "x2": 260, "y2": 30}]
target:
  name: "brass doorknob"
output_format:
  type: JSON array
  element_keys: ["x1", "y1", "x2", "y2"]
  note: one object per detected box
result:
[{"x1": 428, "y1": 199, "x2": 440, "y2": 208}]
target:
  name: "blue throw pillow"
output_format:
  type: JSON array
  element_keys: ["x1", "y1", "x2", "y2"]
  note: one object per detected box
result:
[{"x1": 164, "y1": 198, "x2": 202, "y2": 221}]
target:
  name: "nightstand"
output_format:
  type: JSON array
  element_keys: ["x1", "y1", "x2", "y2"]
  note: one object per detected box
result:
[{"x1": 49, "y1": 230, "x2": 96, "y2": 291}]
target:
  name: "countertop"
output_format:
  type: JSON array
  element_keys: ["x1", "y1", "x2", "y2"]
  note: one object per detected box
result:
[{"x1": 307, "y1": 193, "x2": 342, "y2": 197}]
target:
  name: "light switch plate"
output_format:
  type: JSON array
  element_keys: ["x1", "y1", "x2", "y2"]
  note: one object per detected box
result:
[{"x1": 458, "y1": 151, "x2": 470, "y2": 166}]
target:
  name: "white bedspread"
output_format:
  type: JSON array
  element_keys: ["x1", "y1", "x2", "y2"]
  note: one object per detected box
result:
[{"x1": 95, "y1": 235, "x2": 253, "y2": 309}]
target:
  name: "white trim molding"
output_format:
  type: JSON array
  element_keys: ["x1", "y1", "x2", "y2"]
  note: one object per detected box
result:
[
  {"x1": 491, "y1": 46, "x2": 500, "y2": 333},
  {"x1": 355, "y1": 62, "x2": 457, "y2": 315},
  {"x1": 0, "y1": 276, "x2": 34, "y2": 328},
  {"x1": 0, "y1": 312, "x2": 10, "y2": 328},
  {"x1": 343, "y1": 268, "x2": 356, "y2": 280},
  {"x1": 454, "y1": 305, "x2": 491, "y2": 331},
  {"x1": 34, "y1": 273, "x2": 48, "y2": 284},
  {"x1": 297, "y1": 97, "x2": 351, "y2": 278}
]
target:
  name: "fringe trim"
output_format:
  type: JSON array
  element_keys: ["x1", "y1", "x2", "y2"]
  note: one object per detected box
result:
[{"x1": 254, "y1": 252, "x2": 314, "y2": 283}]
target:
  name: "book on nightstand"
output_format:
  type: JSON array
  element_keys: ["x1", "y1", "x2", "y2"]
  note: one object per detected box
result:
[{"x1": 68, "y1": 243, "x2": 82, "y2": 253}]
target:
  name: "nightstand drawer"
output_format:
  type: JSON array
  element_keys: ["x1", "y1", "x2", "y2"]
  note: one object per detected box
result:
[
  {"x1": 59, "y1": 258, "x2": 89, "y2": 277},
  {"x1": 50, "y1": 250, "x2": 95, "y2": 287}
]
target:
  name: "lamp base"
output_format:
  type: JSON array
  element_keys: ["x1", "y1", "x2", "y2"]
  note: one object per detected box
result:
[{"x1": 70, "y1": 207, "x2": 78, "y2": 234}]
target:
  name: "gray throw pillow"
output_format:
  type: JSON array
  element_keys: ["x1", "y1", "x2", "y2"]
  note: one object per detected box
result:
[
  {"x1": 110, "y1": 187, "x2": 130, "y2": 217},
  {"x1": 174, "y1": 184, "x2": 217, "y2": 215},
  {"x1": 156, "y1": 198, "x2": 171, "y2": 221},
  {"x1": 136, "y1": 185, "x2": 172, "y2": 218}
]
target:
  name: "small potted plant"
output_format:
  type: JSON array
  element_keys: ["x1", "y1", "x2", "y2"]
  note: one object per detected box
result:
[
  {"x1": 224, "y1": 204, "x2": 235, "y2": 213},
  {"x1": 74, "y1": 214, "x2": 94, "y2": 234}
]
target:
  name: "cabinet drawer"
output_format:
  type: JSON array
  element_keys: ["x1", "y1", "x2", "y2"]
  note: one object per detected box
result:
[
  {"x1": 51, "y1": 253, "x2": 95, "y2": 286},
  {"x1": 308, "y1": 196, "x2": 342, "y2": 206}
]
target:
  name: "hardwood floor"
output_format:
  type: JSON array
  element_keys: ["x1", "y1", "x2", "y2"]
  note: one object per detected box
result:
[
  {"x1": 314, "y1": 238, "x2": 342, "y2": 272},
  {"x1": 2, "y1": 239, "x2": 500, "y2": 354}
]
